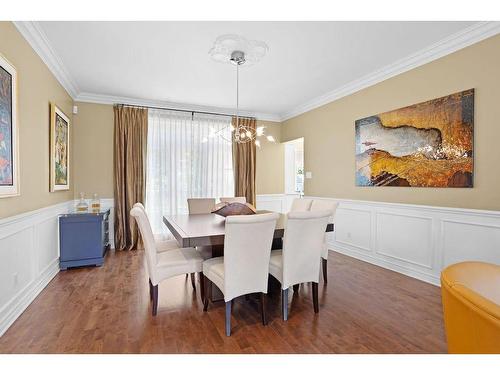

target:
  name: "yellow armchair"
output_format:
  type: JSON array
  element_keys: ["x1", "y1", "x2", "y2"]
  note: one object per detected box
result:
[{"x1": 441, "y1": 261, "x2": 500, "y2": 353}]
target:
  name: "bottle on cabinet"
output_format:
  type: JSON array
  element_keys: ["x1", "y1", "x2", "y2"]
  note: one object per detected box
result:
[
  {"x1": 91, "y1": 193, "x2": 101, "y2": 213},
  {"x1": 76, "y1": 192, "x2": 88, "y2": 212}
]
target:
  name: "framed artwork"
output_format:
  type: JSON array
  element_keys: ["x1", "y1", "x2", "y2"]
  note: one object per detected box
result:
[
  {"x1": 50, "y1": 103, "x2": 70, "y2": 191},
  {"x1": 355, "y1": 89, "x2": 474, "y2": 187},
  {"x1": 0, "y1": 53, "x2": 19, "y2": 198}
]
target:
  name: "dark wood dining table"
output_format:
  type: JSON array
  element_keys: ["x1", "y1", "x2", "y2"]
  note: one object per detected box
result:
[
  {"x1": 163, "y1": 210, "x2": 334, "y2": 301},
  {"x1": 163, "y1": 210, "x2": 334, "y2": 257}
]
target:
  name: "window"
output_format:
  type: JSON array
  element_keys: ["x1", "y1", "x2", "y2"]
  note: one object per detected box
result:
[{"x1": 145, "y1": 109, "x2": 234, "y2": 236}]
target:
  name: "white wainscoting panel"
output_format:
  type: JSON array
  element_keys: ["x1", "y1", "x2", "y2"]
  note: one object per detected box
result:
[
  {"x1": 255, "y1": 194, "x2": 288, "y2": 213},
  {"x1": 305, "y1": 196, "x2": 500, "y2": 286},
  {"x1": 375, "y1": 212, "x2": 434, "y2": 270},
  {"x1": 0, "y1": 201, "x2": 72, "y2": 337},
  {"x1": 334, "y1": 207, "x2": 372, "y2": 252},
  {"x1": 441, "y1": 219, "x2": 500, "y2": 268}
]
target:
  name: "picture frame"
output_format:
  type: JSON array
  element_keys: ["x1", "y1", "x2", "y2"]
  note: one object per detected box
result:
[
  {"x1": 50, "y1": 103, "x2": 70, "y2": 192},
  {"x1": 0, "y1": 52, "x2": 19, "y2": 198},
  {"x1": 355, "y1": 89, "x2": 474, "y2": 188}
]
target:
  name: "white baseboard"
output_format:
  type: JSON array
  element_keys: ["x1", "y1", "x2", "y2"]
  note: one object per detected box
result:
[
  {"x1": 0, "y1": 259, "x2": 59, "y2": 337},
  {"x1": 0, "y1": 201, "x2": 73, "y2": 337},
  {"x1": 329, "y1": 243, "x2": 441, "y2": 286}
]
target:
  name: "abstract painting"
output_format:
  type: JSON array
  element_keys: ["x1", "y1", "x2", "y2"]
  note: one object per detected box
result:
[
  {"x1": 355, "y1": 89, "x2": 474, "y2": 187},
  {"x1": 50, "y1": 103, "x2": 70, "y2": 191},
  {"x1": 0, "y1": 53, "x2": 19, "y2": 198}
]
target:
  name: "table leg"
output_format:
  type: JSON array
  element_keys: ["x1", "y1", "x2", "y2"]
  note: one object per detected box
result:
[{"x1": 271, "y1": 237, "x2": 283, "y2": 250}]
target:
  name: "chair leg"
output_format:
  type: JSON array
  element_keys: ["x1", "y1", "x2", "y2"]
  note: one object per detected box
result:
[
  {"x1": 152, "y1": 284, "x2": 159, "y2": 316},
  {"x1": 322, "y1": 258, "x2": 328, "y2": 284},
  {"x1": 225, "y1": 301, "x2": 232, "y2": 336},
  {"x1": 199, "y1": 272, "x2": 205, "y2": 303},
  {"x1": 293, "y1": 284, "x2": 300, "y2": 293},
  {"x1": 282, "y1": 288, "x2": 289, "y2": 321},
  {"x1": 149, "y1": 279, "x2": 153, "y2": 301},
  {"x1": 190, "y1": 273, "x2": 196, "y2": 290},
  {"x1": 203, "y1": 276, "x2": 211, "y2": 312},
  {"x1": 260, "y1": 293, "x2": 268, "y2": 326},
  {"x1": 312, "y1": 282, "x2": 319, "y2": 313}
]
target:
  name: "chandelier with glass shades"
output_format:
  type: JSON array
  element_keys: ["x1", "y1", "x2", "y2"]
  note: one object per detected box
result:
[{"x1": 209, "y1": 35, "x2": 275, "y2": 146}]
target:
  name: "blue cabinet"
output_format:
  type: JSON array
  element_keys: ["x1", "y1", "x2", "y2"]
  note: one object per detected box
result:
[{"x1": 59, "y1": 209, "x2": 110, "y2": 270}]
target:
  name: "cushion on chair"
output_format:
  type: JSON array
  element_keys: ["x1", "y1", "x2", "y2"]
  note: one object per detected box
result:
[
  {"x1": 153, "y1": 248, "x2": 204, "y2": 283},
  {"x1": 202, "y1": 256, "x2": 225, "y2": 292},
  {"x1": 196, "y1": 245, "x2": 212, "y2": 260},
  {"x1": 441, "y1": 261, "x2": 500, "y2": 353},
  {"x1": 155, "y1": 238, "x2": 180, "y2": 253},
  {"x1": 269, "y1": 250, "x2": 283, "y2": 285}
]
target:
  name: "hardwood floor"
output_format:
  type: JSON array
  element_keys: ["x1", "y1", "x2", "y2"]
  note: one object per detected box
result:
[{"x1": 0, "y1": 250, "x2": 447, "y2": 353}]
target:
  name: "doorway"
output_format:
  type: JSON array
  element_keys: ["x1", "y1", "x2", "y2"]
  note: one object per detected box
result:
[{"x1": 284, "y1": 138, "x2": 304, "y2": 196}]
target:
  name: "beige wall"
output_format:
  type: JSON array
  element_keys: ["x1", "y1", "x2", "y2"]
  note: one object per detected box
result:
[
  {"x1": 73, "y1": 102, "x2": 114, "y2": 198},
  {"x1": 11, "y1": 19, "x2": 496, "y2": 213},
  {"x1": 0, "y1": 22, "x2": 74, "y2": 219},
  {"x1": 281, "y1": 34, "x2": 500, "y2": 211},
  {"x1": 72, "y1": 104, "x2": 285, "y2": 198},
  {"x1": 255, "y1": 120, "x2": 284, "y2": 194}
]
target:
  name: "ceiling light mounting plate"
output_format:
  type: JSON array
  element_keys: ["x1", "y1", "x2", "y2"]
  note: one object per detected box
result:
[{"x1": 230, "y1": 50, "x2": 246, "y2": 66}]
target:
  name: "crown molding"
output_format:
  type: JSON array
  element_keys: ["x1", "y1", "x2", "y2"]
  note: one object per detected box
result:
[
  {"x1": 280, "y1": 21, "x2": 500, "y2": 121},
  {"x1": 75, "y1": 92, "x2": 282, "y2": 122},
  {"x1": 13, "y1": 20, "x2": 281, "y2": 121},
  {"x1": 13, "y1": 21, "x2": 80, "y2": 98},
  {"x1": 14, "y1": 21, "x2": 500, "y2": 124}
]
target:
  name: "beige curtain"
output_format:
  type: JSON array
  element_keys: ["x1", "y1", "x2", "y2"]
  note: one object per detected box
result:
[
  {"x1": 232, "y1": 117, "x2": 257, "y2": 207},
  {"x1": 113, "y1": 105, "x2": 148, "y2": 250}
]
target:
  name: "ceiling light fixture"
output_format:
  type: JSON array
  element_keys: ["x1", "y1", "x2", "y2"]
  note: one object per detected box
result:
[{"x1": 209, "y1": 35, "x2": 273, "y2": 146}]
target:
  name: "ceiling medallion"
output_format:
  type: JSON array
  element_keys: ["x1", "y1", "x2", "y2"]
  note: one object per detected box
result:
[
  {"x1": 209, "y1": 34, "x2": 269, "y2": 67},
  {"x1": 209, "y1": 35, "x2": 273, "y2": 146}
]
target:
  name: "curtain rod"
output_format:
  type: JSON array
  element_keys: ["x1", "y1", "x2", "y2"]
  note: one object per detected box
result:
[{"x1": 116, "y1": 103, "x2": 255, "y2": 120}]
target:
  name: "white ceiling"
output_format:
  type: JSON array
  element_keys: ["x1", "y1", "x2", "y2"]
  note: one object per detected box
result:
[{"x1": 18, "y1": 21, "x2": 500, "y2": 120}]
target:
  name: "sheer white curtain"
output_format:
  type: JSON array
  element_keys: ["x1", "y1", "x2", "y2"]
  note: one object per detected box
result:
[{"x1": 145, "y1": 109, "x2": 234, "y2": 237}]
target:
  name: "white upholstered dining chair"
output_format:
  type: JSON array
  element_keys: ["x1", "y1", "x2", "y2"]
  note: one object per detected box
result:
[
  {"x1": 219, "y1": 196, "x2": 247, "y2": 204},
  {"x1": 290, "y1": 198, "x2": 313, "y2": 212},
  {"x1": 133, "y1": 203, "x2": 199, "y2": 289},
  {"x1": 132, "y1": 203, "x2": 180, "y2": 252},
  {"x1": 202, "y1": 212, "x2": 279, "y2": 336},
  {"x1": 130, "y1": 206, "x2": 204, "y2": 316},
  {"x1": 187, "y1": 198, "x2": 216, "y2": 214},
  {"x1": 310, "y1": 199, "x2": 338, "y2": 284},
  {"x1": 269, "y1": 210, "x2": 332, "y2": 320}
]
